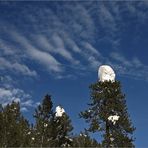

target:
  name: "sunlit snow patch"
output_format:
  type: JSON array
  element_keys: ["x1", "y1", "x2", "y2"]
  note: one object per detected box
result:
[
  {"x1": 44, "y1": 123, "x2": 48, "y2": 127},
  {"x1": 55, "y1": 106, "x2": 65, "y2": 117},
  {"x1": 108, "y1": 115, "x2": 120, "y2": 125}
]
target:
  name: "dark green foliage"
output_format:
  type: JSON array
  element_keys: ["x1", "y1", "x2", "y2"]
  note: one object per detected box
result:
[
  {"x1": 73, "y1": 131, "x2": 101, "y2": 147},
  {"x1": 0, "y1": 84, "x2": 134, "y2": 147},
  {"x1": 52, "y1": 109, "x2": 73, "y2": 147},
  {"x1": 33, "y1": 95, "x2": 74, "y2": 147},
  {"x1": 0, "y1": 101, "x2": 30, "y2": 147},
  {"x1": 80, "y1": 81, "x2": 135, "y2": 147},
  {"x1": 33, "y1": 94, "x2": 54, "y2": 147},
  {"x1": 0, "y1": 94, "x2": 100, "y2": 147}
]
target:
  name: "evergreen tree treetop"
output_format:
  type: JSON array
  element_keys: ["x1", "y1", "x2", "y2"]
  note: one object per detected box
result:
[
  {"x1": 80, "y1": 80, "x2": 135, "y2": 147},
  {"x1": 33, "y1": 94, "x2": 74, "y2": 147}
]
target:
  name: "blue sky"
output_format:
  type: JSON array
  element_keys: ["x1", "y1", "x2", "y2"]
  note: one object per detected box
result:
[{"x1": 0, "y1": 1, "x2": 148, "y2": 147}]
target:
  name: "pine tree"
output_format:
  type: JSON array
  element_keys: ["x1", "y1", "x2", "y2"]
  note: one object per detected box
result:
[
  {"x1": 33, "y1": 95, "x2": 74, "y2": 147},
  {"x1": 0, "y1": 101, "x2": 30, "y2": 147},
  {"x1": 18, "y1": 115, "x2": 31, "y2": 147},
  {"x1": 80, "y1": 81, "x2": 135, "y2": 147},
  {"x1": 2, "y1": 101, "x2": 21, "y2": 147},
  {"x1": 52, "y1": 106, "x2": 73, "y2": 147},
  {"x1": 33, "y1": 94, "x2": 54, "y2": 147}
]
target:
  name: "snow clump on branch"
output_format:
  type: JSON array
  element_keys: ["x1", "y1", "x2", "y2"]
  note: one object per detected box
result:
[
  {"x1": 108, "y1": 115, "x2": 120, "y2": 125},
  {"x1": 55, "y1": 106, "x2": 65, "y2": 117}
]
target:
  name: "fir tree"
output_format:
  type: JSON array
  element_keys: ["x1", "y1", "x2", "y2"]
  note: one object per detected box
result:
[
  {"x1": 80, "y1": 81, "x2": 135, "y2": 147},
  {"x1": 0, "y1": 101, "x2": 30, "y2": 147},
  {"x1": 52, "y1": 106, "x2": 73, "y2": 147},
  {"x1": 33, "y1": 95, "x2": 74, "y2": 147},
  {"x1": 33, "y1": 94, "x2": 54, "y2": 147},
  {"x1": 18, "y1": 116, "x2": 31, "y2": 147},
  {"x1": 2, "y1": 101, "x2": 21, "y2": 147}
]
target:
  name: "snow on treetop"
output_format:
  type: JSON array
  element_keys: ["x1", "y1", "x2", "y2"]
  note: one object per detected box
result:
[
  {"x1": 55, "y1": 106, "x2": 65, "y2": 117},
  {"x1": 108, "y1": 115, "x2": 120, "y2": 125},
  {"x1": 98, "y1": 65, "x2": 115, "y2": 82}
]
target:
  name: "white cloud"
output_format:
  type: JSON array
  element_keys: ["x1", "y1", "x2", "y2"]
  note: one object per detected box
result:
[
  {"x1": 51, "y1": 33, "x2": 79, "y2": 64},
  {"x1": 99, "y1": 3, "x2": 117, "y2": 33},
  {"x1": 33, "y1": 34, "x2": 54, "y2": 52},
  {"x1": 0, "y1": 57, "x2": 37, "y2": 77},
  {"x1": 0, "y1": 88, "x2": 12, "y2": 97},
  {"x1": 0, "y1": 75, "x2": 36, "y2": 111},
  {"x1": 0, "y1": 4, "x2": 101, "y2": 78},
  {"x1": 0, "y1": 87, "x2": 33, "y2": 111},
  {"x1": 75, "y1": 42, "x2": 103, "y2": 70},
  {"x1": 0, "y1": 75, "x2": 14, "y2": 89},
  {"x1": 53, "y1": 3, "x2": 95, "y2": 41},
  {"x1": 0, "y1": 75, "x2": 12, "y2": 83},
  {"x1": 29, "y1": 47, "x2": 63, "y2": 73},
  {"x1": 110, "y1": 52, "x2": 132, "y2": 67},
  {"x1": 13, "y1": 63, "x2": 37, "y2": 76},
  {"x1": 21, "y1": 99, "x2": 33, "y2": 107},
  {"x1": 0, "y1": 39, "x2": 16, "y2": 55},
  {"x1": 63, "y1": 37, "x2": 81, "y2": 53},
  {"x1": 34, "y1": 34, "x2": 79, "y2": 65},
  {"x1": 82, "y1": 42, "x2": 101, "y2": 56},
  {"x1": 11, "y1": 31, "x2": 63, "y2": 73},
  {"x1": 1, "y1": 2, "x2": 148, "y2": 81},
  {"x1": 88, "y1": 56, "x2": 102, "y2": 69},
  {"x1": 110, "y1": 52, "x2": 148, "y2": 80},
  {"x1": 55, "y1": 74, "x2": 76, "y2": 80},
  {"x1": 132, "y1": 57, "x2": 142, "y2": 68},
  {"x1": 21, "y1": 107, "x2": 28, "y2": 112}
]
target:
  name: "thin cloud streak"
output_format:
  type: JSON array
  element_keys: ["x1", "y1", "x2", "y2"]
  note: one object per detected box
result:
[
  {"x1": 110, "y1": 52, "x2": 148, "y2": 81},
  {"x1": 10, "y1": 31, "x2": 63, "y2": 73},
  {"x1": 0, "y1": 57, "x2": 37, "y2": 77},
  {"x1": 34, "y1": 34, "x2": 79, "y2": 65}
]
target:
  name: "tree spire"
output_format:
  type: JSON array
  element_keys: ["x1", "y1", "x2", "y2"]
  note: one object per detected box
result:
[{"x1": 80, "y1": 65, "x2": 135, "y2": 147}]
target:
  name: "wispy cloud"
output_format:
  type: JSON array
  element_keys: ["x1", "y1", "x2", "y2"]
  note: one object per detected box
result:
[
  {"x1": 0, "y1": 86, "x2": 33, "y2": 111},
  {"x1": 99, "y1": 3, "x2": 117, "y2": 35},
  {"x1": 110, "y1": 52, "x2": 148, "y2": 81},
  {"x1": 34, "y1": 33, "x2": 79, "y2": 65},
  {"x1": 0, "y1": 75, "x2": 36, "y2": 111},
  {"x1": 110, "y1": 52, "x2": 132, "y2": 67},
  {"x1": 0, "y1": 1, "x2": 148, "y2": 112},
  {"x1": 0, "y1": 57, "x2": 37, "y2": 77},
  {"x1": 0, "y1": 39, "x2": 17, "y2": 55},
  {"x1": 10, "y1": 31, "x2": 63, "y2": 73},
  {"x1": 52, "y1": 33, "x2": 79, "y2": 64},
  {"x1": 82, "y1": 42, "x2": 101, "y2": 56},
  {"x1": 0, "y1": 1, "x2": 148, "y2": 82}
]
